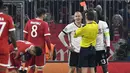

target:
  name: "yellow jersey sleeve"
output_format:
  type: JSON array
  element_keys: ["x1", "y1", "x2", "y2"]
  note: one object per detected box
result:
[
  {"x1": 74, "y1": 21, "x2": 99, "y2": 48},
  {"x1": 74, "y1": 27, "x2": 84, "y2": 38}
]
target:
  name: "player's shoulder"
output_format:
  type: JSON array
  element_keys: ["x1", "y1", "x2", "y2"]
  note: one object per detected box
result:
[
  {"x1": 1, "y1": 13, "x2": 12, "y2": 19},
  {"x1": 99, "y1": 20, "x2": 108, "y2": 28},
  {"x1": 26, "y1": 19, "x2": 36, "y2": 24},
  {"x1": 99, "y1": 20, "x2": 107, "y2": 24},
  {"x1": 66, "y1": 22, "x2": 75, "y2": 28},
  {"x1": 40, "y1": 21, "x2": 48, "y2": 27},
  {"x1": 30, "y1": 18, "x2": 36, "y2": 22},
  {"x1": 43, "y1": 21, "x2": 48, "y2": 24}
]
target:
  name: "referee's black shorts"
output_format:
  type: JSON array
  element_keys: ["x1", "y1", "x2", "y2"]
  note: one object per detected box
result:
[
  {"x1": 78, "y1": 46, "x2": 96, "y2": 67},
  {"x1": 69, "y1": 51, "x2": 80, "y2": 67}
]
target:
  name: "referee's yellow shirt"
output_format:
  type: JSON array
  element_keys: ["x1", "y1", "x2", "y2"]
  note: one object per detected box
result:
[{"x1": 74, "y1": 21, "x2": 98, "y2": 48}]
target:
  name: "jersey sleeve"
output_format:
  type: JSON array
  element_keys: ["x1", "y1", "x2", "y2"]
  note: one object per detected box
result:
[
  {"x1": 62, "y1": 24, "x2": 73, "y2": 34},
  {"x1": 24, "y1": 21, "x2": 29, "y2": 34},
  {"x1": 8, "y1": 16, "x2": 15, "y2": 31},
  {"x1": 43, "y1": 22, "x2": 51, "y2": 36},
  {"x1": 74, "y1": 27, "x2": 84, "y2": 38},
  {"x1": 103, "y1": 22, "x2": 110, "y2": 47}
]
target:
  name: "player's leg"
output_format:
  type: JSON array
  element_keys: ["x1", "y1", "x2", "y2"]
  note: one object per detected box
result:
[
  {"x1": 76, "y1": 52, "x2": 81, "y2": 73},
  {"x1": 76, "y1": 67, "x2": 81, "y2": 73},
  {"x1": 101, "y1": 64, "x2": 109, "y2": 73},
  {"x1": 28, "y1": 57, "x2": 35, "y2": 73},
  {"x1": 28, "y1": 65, "x2": 35, "y2": 73},
  {"x1": 35, "y1": 54, "x2": 46, "y2": 73},
  {"x1": 8, "y1": 53, "x2": 21, "y2": 73},
  {"x1": 82, "y1": 67, "x2": 88, "y2": 73},
  {"x1": 94, "y1": 51, "x2": 101, "y2": 73},
  {"x1": 18, "y1": 65, "x2": 28, "y2": 73},
  {"x1": 68, "y1": 67, "x2": 75, "y2": 73},
  {"x1": 0, "y1": 54, "x2": 9, "y2": 73},
  {"x1": 68, "y1": 51, "x2": 77, "y2": 73},
  {"x1": 94, "y1": 67, "x2": 97, "y2": 73},
  {"x1": 99, "y1": 50, "x2": 109, "y2": 73},
  {"x1": 89, "y1": 67, "x2": 95, "y2": 73}
]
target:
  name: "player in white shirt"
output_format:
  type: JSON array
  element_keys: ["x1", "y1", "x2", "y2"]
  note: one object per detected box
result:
[
  {"x1": 58, "y1": 12, "x2": 83, "y2": 73},
  {"x1": 95, "y1": 5, "x2": 110, "y2": 73}
]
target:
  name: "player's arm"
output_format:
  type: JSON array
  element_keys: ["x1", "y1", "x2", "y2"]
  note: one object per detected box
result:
[
  {"x1": 103, "y1": 22, "x2": 110, "y2": 47},
  {"x1": 45, "y1": 36, "x2": 51, "y2": 51},
  {"x1": 44, "y1": 22, "x2": 51, "y2": 51},
  {"x1": 23, "y1": 21, "x2": 29, "y2": 40},
  {"x1": 58, "y1": 25, "x2": 74, "y2": 51},
  {"x1": 8, "y1": 16, "x2": 17, "y2": 50},
  {"x1": 9, "y1": 31, "x2": 17, "y2": 50},
  {"x1": 83, "y1": 2, "x2": 87, "y2": 11},
  {"x1": 103, "y1": 22, "x2": 110, "y2": 57},
  {"x1": 58, "y1": 31, "x2": 68, "y2": 47},
  {"x1": 58, "y1": 25, "x2": 71, "y2": 47}
]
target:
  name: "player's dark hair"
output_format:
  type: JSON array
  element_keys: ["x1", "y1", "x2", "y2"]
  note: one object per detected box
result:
[
  {"x1": 34, "y1": 46, "x2": 42, "y2": 56},
  {"x1": 86, "y1": 8, "x2": 95, "y2": 20},
  {"x1": 36, "y1": 8, "x2": 47, "y2": 17}
]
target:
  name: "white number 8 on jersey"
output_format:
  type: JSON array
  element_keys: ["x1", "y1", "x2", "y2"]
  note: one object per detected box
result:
[{"x1": 31, "y1": 25, "x2": 38, "y2": 37}]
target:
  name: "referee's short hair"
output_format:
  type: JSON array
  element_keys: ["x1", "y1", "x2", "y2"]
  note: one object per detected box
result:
[{"x1": 86, "y1": 8, "x2": 95, "y2": 21}]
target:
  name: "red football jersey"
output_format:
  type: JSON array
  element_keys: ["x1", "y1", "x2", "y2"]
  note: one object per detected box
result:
[
  {"x1": 24, "y1": 18, "x2": 50, "y2": 53},
  {"x1": 0, "y1": 12, "x2": 15, "y2": 54},
  {"x1": 9, "y1": 40, "x2": 33, "y2": 57},
  {"x1": 9, "y1": 40, "x2": 33, "y2": 68}
]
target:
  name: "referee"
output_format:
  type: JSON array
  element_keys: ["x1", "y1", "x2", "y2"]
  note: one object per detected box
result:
[{"x1": 74, "y1": 9, "x2": 98, "y2": 73}]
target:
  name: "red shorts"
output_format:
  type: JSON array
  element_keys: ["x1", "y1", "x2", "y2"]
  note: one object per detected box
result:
[
  {"x1": 0, "y1": 54, "x2": 9, "y2": 68},
  {"x1": 28, "y1": 54, "x2": 46, "y2": 67}
]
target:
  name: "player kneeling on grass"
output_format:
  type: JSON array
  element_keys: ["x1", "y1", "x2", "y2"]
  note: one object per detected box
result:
[{"x1": 8, "y1": 40, "x2": 42, "y2": 73}]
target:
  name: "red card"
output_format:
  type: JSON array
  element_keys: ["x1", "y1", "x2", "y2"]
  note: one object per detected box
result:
[{"x1": 80, "y1": 1, "x2": 86, "y2": 7}]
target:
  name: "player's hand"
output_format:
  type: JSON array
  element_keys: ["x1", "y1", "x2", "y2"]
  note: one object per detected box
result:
[
  {"x1": 14, "y1": 51, "x2": 19, "y2": 59},
  {"x1": 12, "y1": 48, "x2": 19, "y2": 59},
  {"x1": 106, "y1": 46, "x2": 110, "y2": 58},
  {"x1": 10, "y1": 50, "x2": 19, "y2": 59},
  {"x1": 66, "y1": 46, "x2": 74, "y2": 52}
]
